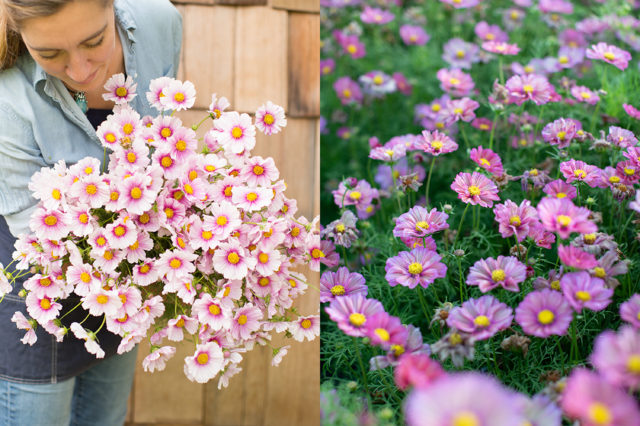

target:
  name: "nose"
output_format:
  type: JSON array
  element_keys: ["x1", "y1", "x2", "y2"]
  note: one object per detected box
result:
[{"x1": 65, "y1": 52, "x2": 93, "y2": 84}]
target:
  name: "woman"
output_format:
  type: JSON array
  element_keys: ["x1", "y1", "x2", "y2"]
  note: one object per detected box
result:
[{"x1": 0, "y1": 0, "x2": 182, "y2": 424}]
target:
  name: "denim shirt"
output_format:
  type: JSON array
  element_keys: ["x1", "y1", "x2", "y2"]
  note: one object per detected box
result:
[{"x1": 0, "y1": 0, "x2": 182, "y2": 383}]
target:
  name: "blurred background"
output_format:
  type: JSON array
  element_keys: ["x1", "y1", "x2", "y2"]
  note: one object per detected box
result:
[{"x1": 124, "y1": 0, "x2": 319, "y2": 424}]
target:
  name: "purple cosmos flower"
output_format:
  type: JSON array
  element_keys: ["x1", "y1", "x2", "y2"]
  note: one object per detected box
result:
[
  {"x1": 475, "y1": 21, "x2": 508, "y2": 42},
  {"x1": 443, "y1": 98, "x2": 479, "y2": 125},
  {"x1": 558, "y1": 245, "x2": 598, "y2": 270},
  {"x1": 420, "y1": 130, "x2": 458, "y2": 156},
  {"x1": 560, "y1": 159, "x2": 601, "y2": 187},
  {"x1": 506, "y1": 74, "x2": 554, "y2": 105},
  {"x1": 471, "y1": 117, "x2": 493, "y2": 131},
  {"x1": 617, "y1": 160, "x2": 640, "y2": 185},
  {"x1": 399, "y1": 25, "x2": 429, "y2": 46},
  {"x1": 360, "y1": 6, "x2": 394, "y2": 25},
  {"x1": 536, "y1": 197, "x2": 597, "y2": 240},
  {"x1": 451, "y1": 172, "x2": 500, "y2": 208},
  {"x1": 442, "y1": 38, "x2": 479, "y2": 69},
  {"x1": 543, "y1": 179, "x2": 577, "y2": 200},
  {"x1": 562, "y1": 368, "x2": 640, "y2": 426},
  {"x1": 385, "y1": 247, "x2": 447, "y2": 289},
  {"x1": 324, "y1": 294, "x2": 385, "y2": 337},
  {"x1": 447, "y1": 295, "x2": 513, "y2": 340},
  {"x1": 467, "y1": 255, "x2": 527, "y2": 293},
  {"x1": 608, "y1": 126, "x2": 638, "y2": 149},
  {"x1": 393, "y1": 72, "x2": 412, "y2": 95},
  {"x1": 320, "y1": 58, "x2": 335, "y2": 76},
  {"x1": 515, "y1": 289, "x2": 573, "y2": 338},
  {"x1": 541, "y1": 118, "x2": 577, "y2": 149},
  {"x1": 394, "y1": 352, "x2": 444, "y2": 391},
  {"x1": 561, "y1": 271, "x2": 612, "y2": 313},
  {"x1": 555, "y1": 46, "x2": 585, "y2": 69},
  {"x1": 469, "y1": 146, "x2": 504, "y2": 177},
  {"x1": 586, "y1": 42, "x2": 632, "y2": 70},
  {"x1": 621, "y1": 294, "x2": 640, "y2": 328},
  {"x1": 436, "y1": 68, "x2": 475, "y2": 97},
  {"x1": 493, "y1": 199, "x2": 538, "y2": 242},
  {"x1": 440, "y1": 0, "x2": 479, "y2": 8},
  {"x1": 339, "y1": 34, "x2": 366, "y2": 59},
  {"x1": 405, "y1": 373, "x2": 526, "y2": 426},
  {"x1": 623, "y1": 104, "x2": 640, "y2": 120},
  {"x1": 571, "y1": 85, "x2": 600, "y2": 105},
  {"x1": 319, "y1": 267, "x2": 368, "y2": 303},
  {"x1": 333, "y1": 77, "x2": 363, "y2": 105},
  {"x1": 370, "y1": 325, "x2": 430, "y2": 370},
  {"x1": 591, "y1": 325, "x2": 640, "y2": 389},
  {"x1": 365, "y1": 312, "x2": 408, "y2": 350},
  {"x1": 393, "y1": 205, "x2": 449, "y2": 241},
  {"x1": 359, "y1": 70, "x2": 396, "y2": 97},
  {"x1": 482, "y1": 41, "x2": 520, "y2": 55}
]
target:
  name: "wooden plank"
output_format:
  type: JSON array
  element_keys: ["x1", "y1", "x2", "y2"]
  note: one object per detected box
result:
[
  {"x1": 287, "y1": 13, "x2": 320, "y2": 117},
  {"x1": 132, "y1": 340, "x2": 205, "y2": 423},
  {"x1": 234, "y1": 7, "x2": 288, "y2": 113},
  {"x1": 204, "y1": 364, "x2": 246, "y2": 425},
  {"x1": 172, "y1": 0, "x2": 266, "y2": 5},
  {"x1": 174, "y1": 5, "x2": 187, "y2": 82},
  {"x1": 242, "y1": 346, "x2": 270, "y2": 425},
  {"x1": 253, "y1": 118, "x2": 317, "y2": 218},
  {"x1": 182, "y1": 5, "x2": 236, "y2": 110},
  {"x1": 271, "y1": 0, "x2": 319, "y2": 14}
]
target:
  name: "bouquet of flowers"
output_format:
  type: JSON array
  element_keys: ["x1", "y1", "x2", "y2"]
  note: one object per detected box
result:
[{"x1": 0, "y1": 74, "x2": 320, "y2": 386}]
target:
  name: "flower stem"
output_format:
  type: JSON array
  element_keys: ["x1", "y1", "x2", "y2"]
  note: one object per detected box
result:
[
  {"x1": 353, "y1": 337, "x2": 372, "y2": 406},
  {"x1": 453, "y1": 203, "x2": 470, "y2": 249},
  {"x1": 457, "y1": 257, "x2": 466, "y2": 302},
  {"x1": 417, "y1": 287, "x2": 430, "y2": 322},
  {"x1": 425, "y1": 157, "x2": 436, "y2": 208}
]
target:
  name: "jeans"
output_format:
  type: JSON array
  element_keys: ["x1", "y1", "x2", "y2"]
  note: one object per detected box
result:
[{"x1": 0, "y1": 347, "x2": 137, "y2": 426}]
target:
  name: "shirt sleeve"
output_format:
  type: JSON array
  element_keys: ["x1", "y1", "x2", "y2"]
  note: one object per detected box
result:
[
  {"x1": 0, "y1": 103, "x2": 46, "y2": 238},
  {"x1": 171, "y1": 3, "x2": 183, "y2": 78}
]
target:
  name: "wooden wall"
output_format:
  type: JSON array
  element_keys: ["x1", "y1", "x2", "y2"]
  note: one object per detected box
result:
[{"x1": 125, "y1": 0, "x2": 319, "y2": 424}]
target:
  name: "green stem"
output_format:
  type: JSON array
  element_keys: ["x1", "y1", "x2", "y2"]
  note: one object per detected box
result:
[
  {"x1": 425, "y1": 157, "x2": 436, "y2": 208},
  {"x1": 453, "y1": 204, "x2": 471, "y2": 249},
  {"x1": 417, "y1": 288, "x2": 430, "y2": 322},
  {"x1": 457, "y1": 257, "x2": 466, "y2": 302},
  {"x1": 354, "y1": 337, "x2": 372, "y2": 406}
]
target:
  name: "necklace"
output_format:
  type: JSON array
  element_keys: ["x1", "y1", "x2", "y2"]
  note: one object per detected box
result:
[{"x1": 73, "y1": 91, "x2": 88, "y2": 114}]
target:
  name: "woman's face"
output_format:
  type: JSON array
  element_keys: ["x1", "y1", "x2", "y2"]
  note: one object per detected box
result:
[{"x1": 19, "y1": 0, "x2": 119, "y2": 93}]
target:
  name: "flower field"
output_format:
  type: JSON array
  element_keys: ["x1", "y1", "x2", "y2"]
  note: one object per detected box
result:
[{"x1": 320, "y1": 0, "x2": 640, "y2": 424}]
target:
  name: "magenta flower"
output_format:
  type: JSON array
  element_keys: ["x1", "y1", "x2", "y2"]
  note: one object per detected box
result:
[
  {"x1": 543, "y1": 179, "x2": 577, "y2": 200},
  {"x1": 333, "y1": 77, "x2": 363, "y2": 105},
  {"x1": 420, "y1": 130, "x2": 458, "y2": 156},
  {"x1": 447, "y1": 295, "x2": 513, "y2": 340},
  {"x1": 360, "y1": 6, "x2": 394, "y2": 25},
  {"x1": 320, "y1": 58, "x2": 335, "y2": 76},
  {"x1": 393, "y1": 72, "x2": 412, "y2": 95},
  {"x1": 339, "y1": 34, "x2": 366, "y2": 59},
  {"x1": 620, "y1": 294, "x2": 640, "y2": 328},
  {"x1": 451, "y1": 172, "x2": 500, "y2": 208},
  {"x1": 571, "y1": 85, "x2": 600, "y2": 105},
  {"x1": 561, "y1": 271, "x2": 612, "y2": 313},
  {"x1": 365, "y1": 312, "x2": 408, "y2": 350},
  {"x1": 493, "y1": 199, "x2": 538, "y2": 242},
  {"x1": 506, "y1": 74, "x2": 553, "y2": 105},
  {"x1": 560, "y1": 159, "x2": 601, "y2": 187},
  {"x1": 436, "y1": 68, "x2": 475, "y2": 97},
  {"x1": 558, "y1": 245, "x2": 598, "y2": 270},
  {"x1": 394, "y1": 353, "x2": 444, "y2": 391},
  {"x1": 319, "y1": 267, "x2": 368, "y2": 303},
  {"x1": 324, "y1": 294, "x2": 385, "y2": 337},
  {"x1": 482, "y1": 40, "x2": 520, "y2": 55},
  {"x1": 623, "y1": 104, "x2": 640, "y2": 120},
  {"x1": 591, "y1": 325, "x2": 640, "y2": 389},
  {"x1": 608, "y1": 126, "x2": 638, "y2": 149},
  {"x1": 471, "y1": 117, "x2": 493, "y2": 132},
  {"x1": 562, "y1": 369, "x2": 640, "y2": 426},
  {"x1": 467, "y1": 255, "x2": 527, "y2": 293},
  {"x1": 475, "y1": 21, "x2": 508, "y2": 42},
  {"x1": 586, "y1": 42, "x2": 632, "y2": 70},
  {"x1": 385, "y1": 247, "x2": 447, "y2": 289},
  {"x1": 536, "y1": 197, "x2": 597, "y2": 239},
  {"x1": 469, "y1": 146, "x2": 504, "y2": 177},
  {"x1": 440, "y1": 0, "x2": 480, "y2": 8},
  {"x1": 515, "y1": 289, "x2": 573, "y2": 338},
  {"x1": 443, "y1": 98, "x2": 479, "y2": 125},
  {"x1": 393, "y1": 206, "x2": 449, "y2": 240},
  {"x1": 399, "y1": 25, "x2": 429, "y2": 46},
  {"x1": 442, "y1": 38, "x2": 479, "y2": 69},
  {"x1": 542, "y1": 118, "x2": 577, "y2": 149}
]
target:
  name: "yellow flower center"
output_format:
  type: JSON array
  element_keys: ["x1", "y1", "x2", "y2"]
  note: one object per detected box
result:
[
  {"x1": 551, "y1": 280, "x2": 561, "y2": 290},
  {"x1": 374, "y1": 328, "x2": 390, "y2": 342},
  {"x1": 169, "y1": 258, "x2": 182, "y2": 269},
  {"x1": 408, "y1": 262, "x2": 423, "y2": 275},
  {"x1": 114, "y1": 225, "x2": 126, "y2": 237},
  {"x1": 96, "y1": 294, "x2": 109, "y2": 305},
  {"x1": 231, "y1": 126, "x2": 243, "y2": 139},
  {"x1": 456, "y1": 50, "x2": 465, "y2": 59},
  {"x1": 523, "y1": 84, "x2": 534, "y2": 94},
  {"x1": 431, "y1": 141, "x2": 443, "y2": 150},
  {"x1": 123, "y1": 123, "x2": 133, "y2": 135},
  {"x1": 584, "y1": 233, "x2": 596, "y2": 244},
  {"x1": 626, "y1": 354, "x2": 640, "y2": 374},
  {"x1": 161, "y1": 128, "x2": 172, "y2": 138},
  {"x1": 139, "y1": 264, "x2": 150, "y2": 274},
  {"x1": 559, "y1": 55, "x2": 569, "y2": 64},
  {"x1": 557, "y1": 131, "x2": 567, "y2": 140},
  {"x1": 557, "y1": 215, "x2": 572, "y2": 227},
  {"x1": 349, "y1": 191, "x2": 361, "y2": 200},
  {"x1": 454, "y1": 108, "x2": 463, "y2": 115},
  {"x1": 176, "y1": 140, "x2": 187, "y2": 151},
  {"x1": 227, "y1": 252, "x2": 240, "y2": 264},
  {"x1": 491, "y1": 269, "x2": 506, "y2": 282},
  {"x1": 80, "y1": 272, "x2": 91, "y2": 283},
  {"x1": 105, "y1": 133, "x2": 116, "y2": 143},
  {"x1": 594, "y1": 267, "x2": 606, "y2": 278},
  {"x1": 85, "y1": 184, "x2": 97, "y2": 195},
  {"x1": 431, "y1": 103, "x2": 441, "y2": 112},
  {"x1": 97, "y1": 236, "x2": 106, "y2": 246},
  {"x1": 335, "y1": 223, "x2": 346, "y2": 233},
  {"x1": 161, "y1": 156, "x2": 173, "y2": 168},
  {"x1": 474, "y1": 315, "x2": 490, "y2": 327},
  {"x1": 342, "y1": 89, "x2": 352, "y2": 98},
  {"x1": 509, "y1": 215, "x2": 521, "y2": 226},
  {"x1": 452, "y1": 411, "x2": 480, "y2": 426},
  {"x1": 347, "y1": 44, "x2": 357, "y2": 54},
  {"x1": 130, "y1": 187, "x2": 142, "y2": 199},
  {"x1": 311, "y1": 248, "x2": 325, "y2": 259},
  {"x1": 253, "y1": 165, "x2": 264, "y2": 176},
  {"x1": 209, "y1": 304, "x2": 221, "y2": 315},
  {"x1": 258, "y1": 253, "x2": 269, "y2": 264},
  {"x1": 52, "y1": 189, "x2": 61, "y2": 200},
  {"x1": 263, "y1": 113, "x2": 275, "y2": 125},
  {"x1": 116, "y1": 87, "x2": 128, "y2": 97},
  {"x1": 237, "y1": 314, "x2": 248, "y2": 325},
  {"x1": 449, "y1": 333, "x2": 462, "y2": 345},
  {"x1": 479, "y1": 158, "x2": 490, "y2": 167},
  {"x1": 44, "y1": 215, "x2": 58, "y2": 226},
  {"x1": 301, "y1": 319, "x2": 312, "y2": 329},
  {"x1": 582, "y1": 92, "x2": 591, "y2": 99},
  {"x1": 556, "y1": 192, "x2": 567, "y2": 199},
  {"x1": 449, "y1": 77, "x2": 460, "y2": 85},
  {"x1": 39, "y1": 298, "x2": 52, "y2": 310},
  {"x1": 604, "y1": 52, "x2": 615, "y2": 61},
  {"x1": 588, "y1": 402, "x2": 612, "y2": 425},
  {"x1": 349, "y1": 313, "x2": 366, "y2": 326},
  {"x1": 174, "y1": 92, "x2": 185, "y2": 102},
  {"x1": 164, "y1": 208, "x2": 174, "y2": 219},
  {"x1": 468, "y1": 185, "x2": 481, "y2": 196},
  {"x1": 576, "y1": 290, "x2": 591, "y2": 301},
  {"x1": 624, "y1": 167, "x2": 635, "y2": 176},
  {"x1": 537, "y1": 309, "x2": 554, "y2": 324},
  {"x1": 196, "y1": 353, "x2": 209, "y2": 365},
  {"x1": 373, "y1": 75, "x2": 384, "y2": 85},
  {"x1": 415, "y1": 221, "x2": 430, "y2": 231},
  {"x1": 246, "y1": 192, "x2": 258, "y2": 202},
  {"x1": 110, "y1": 191, "x2": 119, "y2": 201},
  {"x1": 574, "y1": 169, "x2": 586, "y2": 178}
]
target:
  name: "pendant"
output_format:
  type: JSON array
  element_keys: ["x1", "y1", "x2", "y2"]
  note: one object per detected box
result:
[{"x1": 74, "y1": 91, "x2": 88, "y2": 114}]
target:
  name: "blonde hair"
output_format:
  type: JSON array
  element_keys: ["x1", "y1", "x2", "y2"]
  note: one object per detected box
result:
[{"x1": 0, "y1": 0, "x2": 110, "y2": 70}]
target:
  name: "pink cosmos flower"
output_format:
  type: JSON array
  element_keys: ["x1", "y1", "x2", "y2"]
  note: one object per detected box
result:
[
  {"x1": 493, "y1": 199, "x2": 538, "y2": 242},
  {"x1": 161, "y1": 79, "x2": 196, "y2": 111},
  {"x1": 339, "y1": 35, "x2": 366, "y2": 59},
  {"x1": 146, "y1": 76, "x2": 173, "y2": 110},
  {"x1": 11, "y1": 312, "x2": 36, "y2": 345},
  {"x1": 255, "y1": 101, "x2": 287, "y2": 136},
  {"x1": 420, "y1": 130, "x2": 458, "y2": 156},
  {"x1": 394, "y1": 352, "x2": 444, "y2": 391},
  {"x1": 192, "y1": 293, "x2": 231, "y2": 331},
  {"x1": 515, "y1": 289, "x2": 573, "y2": 338},
  {"x1": 289, "y1": 315, "x2": 320, "y2": 342},
  {"x1": 393, "y1": 206, "x2": 449, "y2": 241},
  {"x1": 319, "y1": 267, "x2": 367, "y2": 302},
  {"x1": 399, "y1": 25, "x2": 429, "y2": 46},
  {"x1": 436, "y1": 68, "x2": 475, "y2": 97},
  {"x1": 369, "y1": 145, "x2": 406, "y2": 162},
  {"x1": 393, "y1": 72, "x2": 412, "y2": 96},
  {"x1": 623, "y1": 104, "x2": 640, "y2": 120},
  {"x1": 536, "y1": 197, "x2": 597, "y2": 239},
  {"x1": 70, "y1": 323, "x2": 105, "y2": 358},
  {"x1": 620, "y1": 294, "x2": 640, "y2": 328},
  {"x1": 542, "y1": 179, "x2": 577, "y2": 200},
  {"x1": 324, "y1": 294, "x2": 385, "y2": 337},
  {"x1": 560, "y1": 159, "x2": 601, "y2": 187},
  {"x1": 562, "y1": 368, "x2": 640, "y2": 426},
  {"x1": 184, "y1": 342, "x2": 224, "y2": 383},
  {"x1": 157, "y1": 249, "x2": 198, "y2": 282},
  {"x1": 142, "y1": 346, "x2": 176, "y2": 373},
  {"x1": 505, "y1": 74, "x2": 554, "y2": 105},
  {"x1": 571, "y1": 85, "x2": 600, "y2": 105},
  {"x1": 30, "y1": 207, "x2": 70, "y2": 241},
  {"x1": 333, "y1": 76, "x2": 363, "y2": 105},
  {"x1": 475, "y1": 21, "x2": 508, "y2": 42},
  {"x1": 469, "y1": 146, "x2": 503, "y2": 177},
  {"x1": 443, "y1": 98, "x2": 479, "y2": 124},
  {"x1": 608, "y1": 126, "x2": 638, "y2": 149},
  {"x1": 440, "y1": 0, "x2": 479, "y2": 8},
  {"x1": 103, "y1": 73, "x2": 137, "y2": 104},
  {"x1": 213, "y1": 243, "x2": 257, "y2": 280},
  {"x1": 467, "y1": 255, "x2": 527, "y2": 293},
  {"x1": 442, "y1": 38, "x2": 479, "y2": 69},
  {"x1": 586, "y1": 42, "x2": 632, "y2": 70},
  {"x1": 542, "y1": 118, "x2": 577, "y2": 148},
  {"x1": 471, "y1": 117, "x2": 493, "y2": 132},
  {"x1": 208, "y1": 93, "x2": 231, "y2": 119},
  {"x1": 230, "y1": 303, "x2": 262, "y2": 340},
  {"x1": 591, "y1": 325, "x2": 640, "y2": 389},
  {"x1": 365, "y1": 312, "x2": 408, "y2": 350},
  {"x1": 81, "y1": 288, "x2": 122, "y2": 317},
  {"x1": 447, "y1": 295, "x2": 513, "y2": 341},
  {"x1": 561, "y1": 271, "x2": 612, "y2": 313},
  {"x1": 215, "y1": 111, "x2": 256, "y2": 154},
  {"x1": 360, "y1": 6, "x2": 394, "y2": 24},
  {"x1": 104, "y1": 215, "x2": 137, "y2": 250},
  {"x1": 231, "y1": 186, "x2": 273, "y2": 212},
  {"x1": 558, "y1": 245, "x2": 598, "y2": 270},
  {"x1": 384, "y1": 247, "x2": 447, "y2": 289},
  {"x1": 482, "y1": 41, "x2": 520, "y2": 55},
  {"x1": 450, "y1": 171, "x2": 500, "y2": 208}
]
